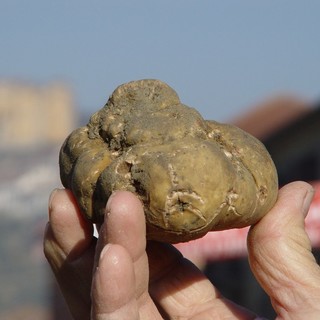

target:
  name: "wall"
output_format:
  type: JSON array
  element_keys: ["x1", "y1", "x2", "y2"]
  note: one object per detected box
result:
[{"x1": 0, "y1": 81, "x2": 76, "y2": 149}]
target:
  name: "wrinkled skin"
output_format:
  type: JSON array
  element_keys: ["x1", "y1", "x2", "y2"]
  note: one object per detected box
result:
[
  {"x1": 43, "y1": 182, "x2": 320, "y2": 319},
  {"x1": 59, "y1": 79, "x2": 278, "y2": 243}
]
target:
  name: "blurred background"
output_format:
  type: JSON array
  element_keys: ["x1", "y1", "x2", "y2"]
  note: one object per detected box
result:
[{"x1": 1, "y1": 1, "x2": 320, "y2": 319}]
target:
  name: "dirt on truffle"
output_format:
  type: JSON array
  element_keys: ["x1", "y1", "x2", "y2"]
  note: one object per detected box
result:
[{"x1": 59, "y1": 79, "x2": 278, "y2": 243}]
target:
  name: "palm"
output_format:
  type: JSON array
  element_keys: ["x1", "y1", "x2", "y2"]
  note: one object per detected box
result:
[{"x1": 44, "y1": 182, "x2": 320, "y2": 320}]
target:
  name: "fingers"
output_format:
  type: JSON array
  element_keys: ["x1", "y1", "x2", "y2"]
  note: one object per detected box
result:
[
  {"x1": 148, "y1": 241, "x2": 217, "y2": 317},
  {"x1": 147, "y1": 241, "x2": 257, "y2": 319},
  {"x1": 248, "y1": 181, "x2": 320, "y2": 318},
  {"x1": 45, "y1": 189, "x2": 94, "y2": 262},
  {"x1": 43, "y1": 188, "x2": 95, "y2": 320},
  {"x1": 95, "y1": 191, "x2": 149, "y2": 295},
  {"x1": 91, "y1": 244, "x2": 139, "y2": 320},
  {"x1": 92, "y1": 191, "x2": 160, "y2": 319},
  {"x1": 98, "y1": 191, "x2": 147, "y2": 262}
]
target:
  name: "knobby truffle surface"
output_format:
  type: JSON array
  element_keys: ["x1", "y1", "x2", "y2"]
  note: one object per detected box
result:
[{"x1": 59, "y1": 79, "x2": 278, "y2": 243}]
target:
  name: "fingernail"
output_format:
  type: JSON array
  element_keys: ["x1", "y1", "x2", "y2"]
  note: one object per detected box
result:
[
  {"x1": 105, "y1": 191, "x2": 118, "y2": 213},
  {"x1": 100, "y1": 243, "x2": 112, "y2": 261},
  {"x1": 48, "y1": 188, "x2": 60, "y2": 210},
  {"x1": 302, "y1": 186, "x2": 315, "y2": 217}
]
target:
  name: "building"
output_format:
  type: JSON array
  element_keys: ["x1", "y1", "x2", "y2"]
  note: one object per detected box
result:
[{"x1": 0, "y1": 81, "x2": 76, "y2": 149}]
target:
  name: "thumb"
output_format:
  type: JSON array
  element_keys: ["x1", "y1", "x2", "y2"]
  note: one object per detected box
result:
[{"x1": 247, "y1": 181, "x2": 320, "y2": 319}]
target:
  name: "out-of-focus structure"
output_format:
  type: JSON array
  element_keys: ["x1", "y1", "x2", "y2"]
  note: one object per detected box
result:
[
  {"x1": 0, "y1": 81, "x2": 75, "y2": 149},
  {"x1": 232, "y1": 96, "x2": 310, "y2": 140},
  {"x1": 0, "y1": 80, "x2": 76, "y2": 320}
]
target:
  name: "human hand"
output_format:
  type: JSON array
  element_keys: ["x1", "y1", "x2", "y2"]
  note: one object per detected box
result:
[
  {"x1": 247, "y1": 181, "x2": 320, "y2": 319},
  {"x1": 44, "y1": 181, "x2": 320, "y2": 319}
]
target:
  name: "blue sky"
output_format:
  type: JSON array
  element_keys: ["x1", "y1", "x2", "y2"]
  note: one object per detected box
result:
[{"x1": 1, "y1": 1, "x2": 320, "y2": 121}]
